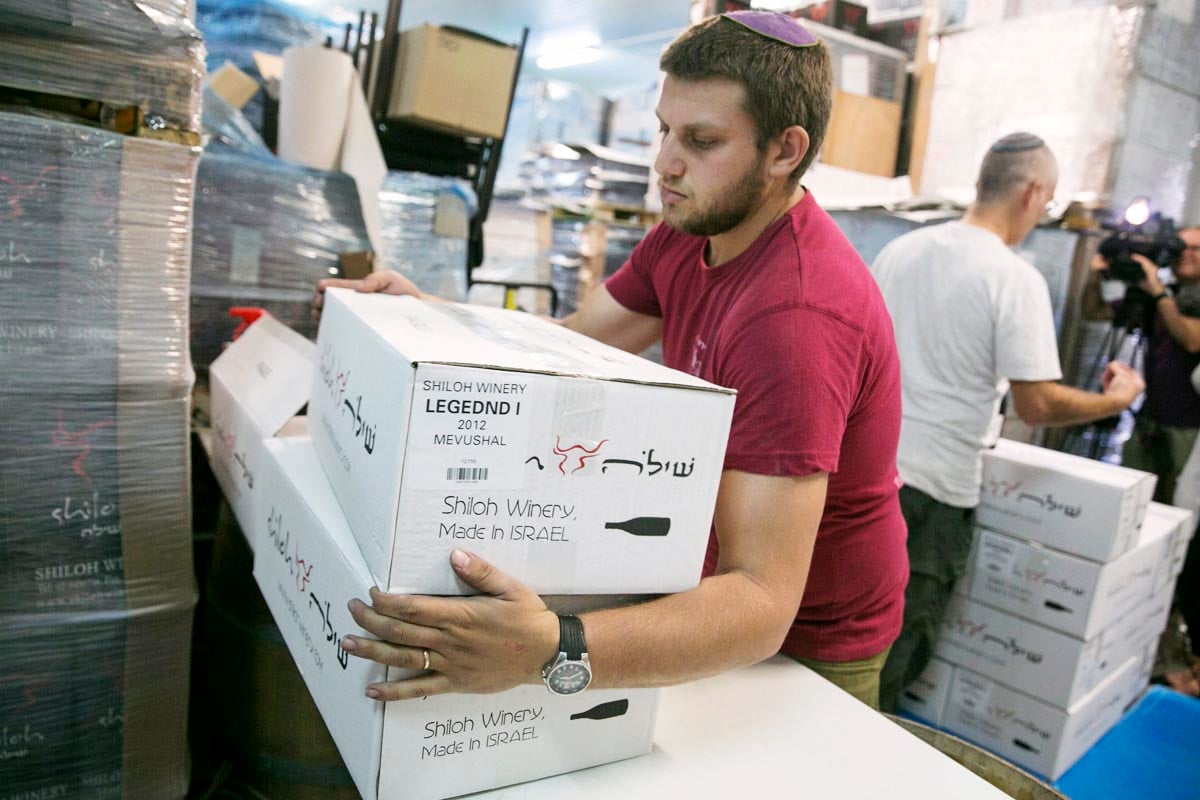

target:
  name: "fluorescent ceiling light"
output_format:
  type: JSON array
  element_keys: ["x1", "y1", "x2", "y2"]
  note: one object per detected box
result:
[{"x1": 537, "y1": 46, "x2": 603, "y2": 70}]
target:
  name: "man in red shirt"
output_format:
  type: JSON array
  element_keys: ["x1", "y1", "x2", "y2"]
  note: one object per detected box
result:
[{"x1": 316, "y1": 11, "x2": 908, "y2": 708}]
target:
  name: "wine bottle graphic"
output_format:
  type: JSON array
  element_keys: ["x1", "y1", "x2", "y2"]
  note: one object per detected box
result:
[
  {"x1": 1043, "y1": 599, "x2": 1072, "y2": 613},
  {"x1": 605, "y1": 517, "x2": 670, "y2": 537},
  {"x1": 570, "y1": 699, "x2": 629, "y2": 721},
  {"x1": 1012, "y1": 738, "x2": 1041, "y2": 754}
]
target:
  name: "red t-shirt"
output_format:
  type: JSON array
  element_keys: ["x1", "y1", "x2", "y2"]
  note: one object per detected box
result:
[{"x1": 606, "y1": 190, "x2": 908, "y2": 662}]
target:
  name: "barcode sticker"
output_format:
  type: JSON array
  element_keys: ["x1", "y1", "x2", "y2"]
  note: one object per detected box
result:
[{"x1": 447, "y1": 467, "x2": 489, "y2": 482}]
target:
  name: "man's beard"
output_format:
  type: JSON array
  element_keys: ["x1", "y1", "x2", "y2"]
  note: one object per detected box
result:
[{"x1": 662, "y1": 155, "x2": 767, "y2": 237}]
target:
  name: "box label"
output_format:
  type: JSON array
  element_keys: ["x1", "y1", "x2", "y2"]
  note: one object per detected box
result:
[{"x1": 407, "y1": 365, "x2": 533, "y2": 491}]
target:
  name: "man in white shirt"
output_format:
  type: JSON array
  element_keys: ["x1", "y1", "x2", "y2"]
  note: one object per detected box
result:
[{"x1": 872, "y1": 132, "x2": 1145, "y2": 711}]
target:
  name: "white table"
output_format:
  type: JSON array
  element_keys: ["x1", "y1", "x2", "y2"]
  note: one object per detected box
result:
[{"x1": 467, "y1": 656, "x2": 1012, "y2": 799}]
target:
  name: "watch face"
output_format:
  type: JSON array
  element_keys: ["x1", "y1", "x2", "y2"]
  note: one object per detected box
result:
[{"x1": 547, "y1": 661, "x2": 591, "y2": 695}]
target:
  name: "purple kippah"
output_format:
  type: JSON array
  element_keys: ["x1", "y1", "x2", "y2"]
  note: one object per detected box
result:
[{"x1": 721, "y1": 10, "x2": 819, "y2": 47}]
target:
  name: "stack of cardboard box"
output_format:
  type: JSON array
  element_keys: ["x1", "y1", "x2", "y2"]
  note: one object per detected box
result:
[
  {"x1": 0, "y1": 3, "x2": 203, "y2": 793},
  {"x1": 209, "y1": 289, "x2": 737, "y2": 800},
  {"x1": 901, "y1": 439, "x2": 1195, "y2": 780}
]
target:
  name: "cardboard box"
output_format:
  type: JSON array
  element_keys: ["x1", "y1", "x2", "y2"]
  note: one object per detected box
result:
[
  {"x1": 208, "y1": 314, "x2": 314, "y2": 545},
  {"x1": 310, "y1": 290, "x2": 735, "y2": 596},
  {"x1": 935, "y1": 593, "x2": 1167, "y2": 709},
  {"x1": 206, "y1": 61, "x2": 261, "y2": 109},
  {"x1": 387, "y1": 24, "x2": 518, "y2": 139},
  {"x1": 898, "y1": 657, "x2": 954, "y2": 727},
  {"x1": 940, "y1": 654, "x2": 1147, "y2": 780},
  {"x1": 0, "y1": 111, "x2": 198, "y2": 402},
  {"x1": 961, "y1": 515, "x2": 1176, "y2": 640},
  {"x1": 1144, "y1": 502, "x2": 1196, "y2": 582},
  {"x1": 977, "y1": 439, "x2": 1156, "y2": 563},
  {"x1": 823, "y1": 91, "x2": 903, "y2": 177},
  {"x1": 0, "y1": 599, "x2": 195, "y2": 799},
  {"x1": 252, "y1": 436, "x2": 659, "y2": 800},
  {"x1": 794, "y1": 1, "x2": 870, "y2": 36},
  {"x1": 0, "y1": 396, "x2": 193, "y2": 613}
]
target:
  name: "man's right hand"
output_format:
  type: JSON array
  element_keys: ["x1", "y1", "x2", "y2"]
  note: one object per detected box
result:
[
  {"x1": 1132, "y1": 253, "x2": 1166, "y2": 297},
  {"x1": 311, "y1": 270, "x2": 423, "y2": 321},
  {"x1": 1101, "y1": 360, "x2": 1146, "y2": 407}
]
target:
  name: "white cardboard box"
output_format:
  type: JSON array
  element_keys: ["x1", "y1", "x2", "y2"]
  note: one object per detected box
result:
[
  {"x1": 939, "y1": 653, "x2": 1148, "y2": 781},
  {"x1": 310, "y1": 290, "x2": 736, "y2": 595},
  {"x1": 208, "y1": 314, "x2": 314, "y2": 547},
  {"x1": 977, "y1": 439, "x2": 1156, "y2": 563},
  {"x1": 252, "y1": 436, "x2": 659, "y2": 800},
  {"x1": 898, "y1": 657, "x2": 955, "y2": 727},
  {"x1": 935, "y1": 592, "x2": 1168, "y2": 709},
  {"x1": 961, "y1": 514, "x2": 1176, "y2": 640},
  {"x1": 1144, "y1": 502, "x2": 1197, "y2": 582}
]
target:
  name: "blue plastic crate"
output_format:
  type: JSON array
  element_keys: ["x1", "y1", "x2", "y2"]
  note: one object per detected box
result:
[{"x1": 1055, "y1": 686, "x2": 1200, "y2": 799}]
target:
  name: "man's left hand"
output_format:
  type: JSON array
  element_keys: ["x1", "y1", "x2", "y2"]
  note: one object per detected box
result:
[{"x1": 341, "y1": 550, "x2": 560, "y2": 701}]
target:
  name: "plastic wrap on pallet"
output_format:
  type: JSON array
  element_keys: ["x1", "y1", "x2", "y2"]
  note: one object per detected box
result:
[
  {"x1": 0, "y1": 598, "x2": 195, "y2": 798},
  {"x1": 0, "y1": 110, "x2": 198, "y2": 401},
  {"x1": 0, "y1": 397, "x2": 194, "y2": 613},
  {"x1": 1108, "y1": 1, "x2": 1200, "y2": 219},
  {"x1": 549, "y1": 254, "x2": 584, "y2": 316},
  {"x1": 0, "y1": 0, "x2": 204, "y2": 134},
  {"x1": 607, "y1": 81, "x2": 660, "y2": 162},
  {"x1": 190, "y1": 150, "x2": 371, "y2": 378},
  {"x1": 497, "y1": 79, "x2": 605, "y2": 192},
  {"x1": 920, "y1": 4, "x2": 1140, "y2": 208},
  {"x1": 818, "y1": 22, "x2": 908, "y2": 103},
  {"x1": 197, "y1": 0, "x2": 344, "y2": 133},
  {"x1": 377, "y1": 170, "x2": 473, "y2": 302},
  {"x1": 201, "y1": 84, "x2": 271, "y2": 157},
  {"x1": 0, "y1": 0, "x2": 193, "y2": 43},
  {"x1": 602, "y1": 221, "x2": 647, "y2": 279},
  {"x1": 521, "y1": 142, "x2": 651, "y2": 209},
  {"x1": 546, "y1": 217, "x2": 589, "y2": 317}
]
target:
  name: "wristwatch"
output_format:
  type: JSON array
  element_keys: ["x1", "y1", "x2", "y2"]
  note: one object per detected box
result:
[
  {"x1": 1152, "y1": 288, "x2": 1173, "y2": 303},
  {"x1": 542, "y1": 614, "x2": 592, "y2": 695}
]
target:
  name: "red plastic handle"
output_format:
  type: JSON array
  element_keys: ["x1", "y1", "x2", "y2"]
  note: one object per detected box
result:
[{"x1": 228, "y1": 306, "x2": 266, "y2": 340}]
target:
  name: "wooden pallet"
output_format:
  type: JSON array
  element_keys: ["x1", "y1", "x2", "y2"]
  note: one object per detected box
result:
[
  {"x1": 590, "y1": 202, "x2": 660, "y2": 225},
  {"x1": 0, "y1": 84, "x2": 200, "y2": 146}
]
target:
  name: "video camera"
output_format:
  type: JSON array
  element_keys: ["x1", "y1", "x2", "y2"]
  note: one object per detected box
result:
[{"x1": 1097, "y1": 197, "x2": 1186, "y2": 284}]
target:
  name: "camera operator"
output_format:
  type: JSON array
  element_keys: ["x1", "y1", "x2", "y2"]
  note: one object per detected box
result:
[
  {"x1": 1087, "y1": 225, "x2": 1200, "y2": 694},
  {"x1": 872, "y1": 133, "x2": 1146, "y2": 712},
  {"x1": 1085, "y1": 226, "x2": 1200, "y2": 501}
]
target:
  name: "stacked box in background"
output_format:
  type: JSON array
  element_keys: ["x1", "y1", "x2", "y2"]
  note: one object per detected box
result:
[
  {"x1": 237, "y1": 291, "x2": 737, "y2": 799},
  {"x1": 0, "y1": 0, "x2": 204, "y2": 137},
  {"x1": 538, "y1": 212, "x2": 652, "y2": 318},
  {"x1": 377, "y1": 170, "x2": 472, "y2": 303},
  {"x1": 901, "y1": 439, "x2": 1194, "y2": 780},
  {"x1": 189, "y1": 154, "x2": 370, "y2": 380},
  {"x1": 521, "y1": 142, "x2": 651, "y2": 210},
  {"x1": 0, "y1": 4, "x2": 202, "y2": 794},
  {"x1": 190, "y1": 90, "x2": 471, "y2": 381}
]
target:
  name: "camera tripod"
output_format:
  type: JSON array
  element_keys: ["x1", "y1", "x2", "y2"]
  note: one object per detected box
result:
[{"x1": 1060, "y1": 287, "x2": 1153, "y2": 460}]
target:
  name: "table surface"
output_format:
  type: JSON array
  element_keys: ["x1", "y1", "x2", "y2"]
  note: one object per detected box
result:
[{"x1": 466, "y1": 656, "x2": 1013, "y2": 799}]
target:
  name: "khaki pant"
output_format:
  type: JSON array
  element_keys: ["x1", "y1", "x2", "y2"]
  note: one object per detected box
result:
[
  {"x1": 878, "y1": 485, "x2": 976, "y2": 713},
  {"x1": 792, "y1": 646, "x2": 891, "y2": 711}
]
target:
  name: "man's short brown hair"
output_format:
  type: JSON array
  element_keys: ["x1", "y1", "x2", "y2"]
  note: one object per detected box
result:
[{"x1": 659, "y1": 14, "x2": 832, "y2": 185}]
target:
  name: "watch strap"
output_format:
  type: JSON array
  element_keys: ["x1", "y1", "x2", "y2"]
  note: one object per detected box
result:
[
  {"x1": 1152, "y1": 290, "x2": 1171, "y2": 303},
  {"x1": 558, "y1": 614, "x2": 586, "y2": 660}
]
